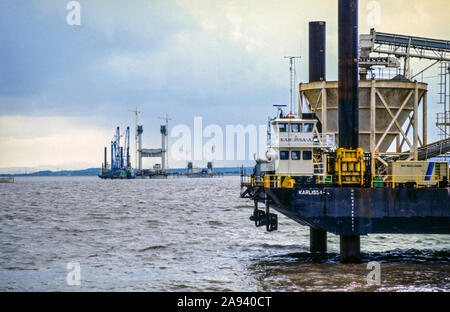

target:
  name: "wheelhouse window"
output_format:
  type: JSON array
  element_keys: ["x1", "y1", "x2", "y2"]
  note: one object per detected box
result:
[
  {"x1": 291, "y1": 151, "x2": 301, "y2": 160},
  {"x1": 303, "y1": 123, "x2": 314, "y2": 133},
  {"x1": 303, "y1": 151, "x2": 313, "y2": 160},
  {"x1": 278, "y1": 123, "x2": 288, "y2": 133},
  {"x1": 290, "y1": 123, "x2": 301, "y2": 133},
  {"x1": 280, "y1": 151, "x2": 290, "y2": 160}
]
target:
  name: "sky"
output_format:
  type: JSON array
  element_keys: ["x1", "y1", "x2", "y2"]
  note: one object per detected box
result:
[{"x1": 0, "y1": 0, "x2": 449, "y2": 172}]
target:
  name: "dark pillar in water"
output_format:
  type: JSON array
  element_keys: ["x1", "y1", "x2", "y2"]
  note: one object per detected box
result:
[
  {"x1": 338, "y1": 0, "x2": 361, "y2": 263},
  {"x1": 309, "y1": 21, "x2": 328, "y2": 252},
  {"x1": 310, "y1": 228, "x2": 327, "y2": 253},
  {"x1": 120, "y1": 147, "x2": 124, "y2": 169},
  {"x1": 104, "y1": 147, "x2": 107, "y2": 169},
  {"x1": 111, "y1": 145, "x2": 114, "y2": 170},
  {"x1": 309, "y1": 21, "x2": 326, "y2": 82},
  {"x1": 340, "y1": 235, "x2": 361, "y2": 263},
  {"x1": 338, "y1": 0, "x2": 359, "y2": 149}
]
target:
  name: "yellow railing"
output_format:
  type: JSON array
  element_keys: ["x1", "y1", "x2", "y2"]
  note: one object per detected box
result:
[
  {"x1": 263, "y1": 175, "x2": 282, "y2": 189},
  {"x1": 318, "y1": 175, "x2": 333, "y2": 184},
  {"x1": 263, "y1": 175, "x2": 296, "y2": 189},
  {"x1": 241, "y1": 175, "x2": 295, "y2": 189},
  {"x1": 371, "y1": 175, "x2": 439, "y2": 189}
]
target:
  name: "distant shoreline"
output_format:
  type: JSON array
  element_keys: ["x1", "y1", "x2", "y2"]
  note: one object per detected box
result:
[{"x1": 0, "y1": 167, "x2": 253, "y2": 177}]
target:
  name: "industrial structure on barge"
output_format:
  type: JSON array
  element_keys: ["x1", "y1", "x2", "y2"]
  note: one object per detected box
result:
[
  {"x1": 99, "y1": 114, "x2": 222, "y2": 179},
  {"x1": 99, "y1": 114, "x2": 170, "y2": 179},
  {"x1": 134, "y1": 114, "x2": 171, "y2": 179},
  {"x1": 99, "y1": 126, "x2": 134, "y2": 179},
  {"x1": 240, "y1": 0, "x2": 450, "y2": 262}
]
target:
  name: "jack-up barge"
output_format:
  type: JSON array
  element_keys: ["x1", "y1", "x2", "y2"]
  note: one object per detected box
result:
[{"x1": 240, "y1": 0, "x2": 450, "y2": 262}]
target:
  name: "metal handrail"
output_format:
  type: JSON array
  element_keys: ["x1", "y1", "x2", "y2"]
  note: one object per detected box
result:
[
  {"x1": 371, "y1": 175, "x2": 439, "y2": 189},
  {"x1": 241, "y1": 175, "x2": 253, "y2": 185},
  {"x1": 313, "y1": 134, "x2": 336, "y2": 149},
  {"x1": 241, "y1": 174, "x2": 295, "y2": 189},
  {"x1": 263, "y1": 175, "x2": 282, "y2": 189},
  {"x1": 241, "y1": 175, "x2": 265, "y2": 187}
]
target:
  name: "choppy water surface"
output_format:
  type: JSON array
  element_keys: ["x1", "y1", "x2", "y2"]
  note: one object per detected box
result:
[{"x1": 0, "y1": 176, "x2": 449, "y2": 291}]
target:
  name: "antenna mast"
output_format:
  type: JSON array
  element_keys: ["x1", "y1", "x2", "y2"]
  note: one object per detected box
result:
[{"x1": 284, "y1": 56, "x2": 301, "y2": 116}]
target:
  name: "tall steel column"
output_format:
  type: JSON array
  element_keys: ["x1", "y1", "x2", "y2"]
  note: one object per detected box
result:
[
  {"x1": 104, "y1": 147, "x2": 107, "y2": 169},
  {"x1": 309, "y1": 21, "x2": 326, "y2": 83},
  {"x1": 338, "y1": 0, "x2": 359, "y2": 149},
  {"x1": 309, "y1": 21, "x2": 328, "y2": 253},
  {"x1": 126, "y1": 127, "x2": 131, "y2": 168},
  {"x1": 340, "y1": 235, "x2": 361, "y2": 263},
  {"x1": 161, "y1": 125, "x2": 167, "y2": 173},
  {"x1": 111, "y1": 145, "x2": 113, "y2": 171},
  {"x1": 120, "y1": 147, "x2": 124, "y2": 169},
  {"x1": 338, "y1": 0, "x2": 361, "y2": 263},
  {"x1": 310, "y1": 228, "x2": 327, "y2": 253},
  {"x1": 137, "y1": 125, "x2": 143, "y2": 172}
]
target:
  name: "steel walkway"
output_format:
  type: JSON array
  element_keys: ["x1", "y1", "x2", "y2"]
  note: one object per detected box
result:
[{"x1": 394, "y1": 138, "x2": 450, "y2": 160}]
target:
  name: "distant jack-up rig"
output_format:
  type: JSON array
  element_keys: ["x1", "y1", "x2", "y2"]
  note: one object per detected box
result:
[{"x1": 99, "y1": 112, "x2": 220, "y2": 179}]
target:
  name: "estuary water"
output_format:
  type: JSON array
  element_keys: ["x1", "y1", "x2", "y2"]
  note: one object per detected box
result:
[{"x1": 0, "y1": 176, "x2": 449, "y2": 292}]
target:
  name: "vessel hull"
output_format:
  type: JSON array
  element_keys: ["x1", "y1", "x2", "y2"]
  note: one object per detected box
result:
[{"x1": 270, "y1": 187, "x2": 450, "y2": 235}]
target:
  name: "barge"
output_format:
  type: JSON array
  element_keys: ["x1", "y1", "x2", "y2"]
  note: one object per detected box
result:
[{"x1": 240, "y1": 0, "x2": 450, "y2": 262}]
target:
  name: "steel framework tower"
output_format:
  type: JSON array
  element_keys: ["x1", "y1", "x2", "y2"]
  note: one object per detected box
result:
[
  {"x1": 111, "y1": 127, "x2": 122, "y2": 171},
  {"x1": 436, "y1": 62, "x2": 450, "y2": 161},
  {"x1": 124, "y1": 126, "x2": 131, "y2": 168}
]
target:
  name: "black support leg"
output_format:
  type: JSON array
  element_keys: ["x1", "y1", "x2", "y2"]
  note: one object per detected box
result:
[
  {"x1": 340, "y1": 235, "x2": 361, "y2": 263},
  {"x1": 310, "y1": 228, "x2": 327, "y2": 253}
]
